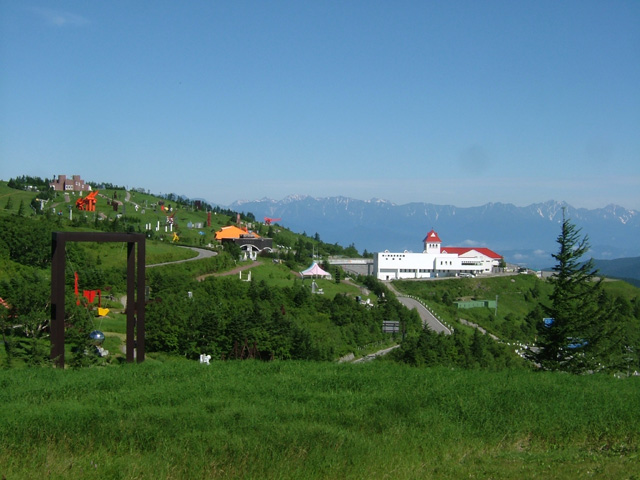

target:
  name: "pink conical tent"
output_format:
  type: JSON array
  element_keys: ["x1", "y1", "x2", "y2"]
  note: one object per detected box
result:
[{"x1": 300, "y1": 262, "x2": 331, "y2": 278}]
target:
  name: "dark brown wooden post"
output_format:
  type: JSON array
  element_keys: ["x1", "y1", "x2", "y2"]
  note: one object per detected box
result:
[
  {"x1": 50, "y1": 232, "x2": 67, "y2": 368},
  {"x1": 137, "y1": 238, "x2": 146, "y2": 362},
  {"x1": 126, "y1": 240, "x2": 136, "y2": 363}
]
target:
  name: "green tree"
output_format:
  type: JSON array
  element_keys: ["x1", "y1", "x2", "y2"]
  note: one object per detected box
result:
[
  {"x1": 532, "y1": 212, "x2": 620, "y2": 373},
  {"x1": 0, "y1": 303, "x2": 16, "y2": 368},
  {"x1": 470, "y1": 328, "x2": 489, "y2": 367},
  {"x1": 222, "y1": 240, "x2": 241, "y2": 260},
  {"x1": 0, "y1": 216, "x2": 55, "y2": 268},
  {"x1": 344, "y1": 243, "x2": 359, "y2": 257}
]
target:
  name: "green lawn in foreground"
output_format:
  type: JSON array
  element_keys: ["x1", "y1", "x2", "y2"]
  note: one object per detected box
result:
[{"x1": 1, "y1": 359, "x2": 638, "y2": 479}]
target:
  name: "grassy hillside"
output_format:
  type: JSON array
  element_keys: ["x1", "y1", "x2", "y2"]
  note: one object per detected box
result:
[
  {"x1": 1, "y1": 178, "x2": 397, "y2": 366},
  {"x1": 0, "y1": 182, "x2": 37, "y2": 215},
  {"x1": 394, "y1": 274, "x2": 548, "y2": 342},
  {"x1": 1, "y1": 359, "x2": 638, "y2": 479},
  {"x1": 0, "y1": 179, "x2": 361, "y2": 258},
  {"x1": 393, "y1": 274, "x2": 640, "y2": 345},
  {"x1": 0, "y1": 180, "x2": 236, "y2": 245}
]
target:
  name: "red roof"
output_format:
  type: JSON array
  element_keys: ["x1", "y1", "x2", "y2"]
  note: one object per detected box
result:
[
  {"x1": 441, "y1": 247, "x2": 502, "y2": 259},
  {"x1": 423, "y1": 229, "x2": 442, "y2": 243}
]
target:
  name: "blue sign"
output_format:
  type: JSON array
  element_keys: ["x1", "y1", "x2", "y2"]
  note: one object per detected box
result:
[{"x1": 567, "y1": 338, "x2": 588, "y2": 349}]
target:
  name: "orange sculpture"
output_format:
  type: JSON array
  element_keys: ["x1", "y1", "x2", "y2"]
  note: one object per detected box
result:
[{"x1": 75, "y1": 190, "x2": 99, "y2": 211}]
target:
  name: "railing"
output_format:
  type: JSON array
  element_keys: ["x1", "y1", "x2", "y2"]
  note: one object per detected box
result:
[
  {"x1": 327, "y1": 257, "x2": 373, "y2": 265},
  {"x1": 403, "y1": 295, "x2": 455, "y2": 334}
]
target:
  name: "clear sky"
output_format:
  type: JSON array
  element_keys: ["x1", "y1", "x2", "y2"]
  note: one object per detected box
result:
[{"x1": 1, "y1": 1, "x2": 639, "y2": 209}]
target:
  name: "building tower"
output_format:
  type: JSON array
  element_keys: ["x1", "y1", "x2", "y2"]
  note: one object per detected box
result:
[{"x1": 423, "y1": 229, "x2": 442, "y2": 254}]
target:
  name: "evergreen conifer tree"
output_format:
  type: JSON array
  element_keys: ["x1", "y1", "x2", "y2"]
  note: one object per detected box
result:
[{"x1": 533, "y1": 210, "x2": 617, "y2": 373}]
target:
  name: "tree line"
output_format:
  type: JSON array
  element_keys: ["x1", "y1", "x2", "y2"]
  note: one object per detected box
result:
[{"x1": 145, "y1": 270, "x2": 421, "y2": 361}]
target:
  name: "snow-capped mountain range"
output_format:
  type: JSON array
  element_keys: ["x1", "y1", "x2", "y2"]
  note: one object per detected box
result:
[{"x1": 227, "y1": 196, "x2": 639, "y2": 269}]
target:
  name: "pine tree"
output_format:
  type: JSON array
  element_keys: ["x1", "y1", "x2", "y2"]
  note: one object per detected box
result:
[{"x1": 533, "y1": 210, "x2": 616, "y2": 373}]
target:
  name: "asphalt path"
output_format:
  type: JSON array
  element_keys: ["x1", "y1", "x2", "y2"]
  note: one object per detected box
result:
[
  {"x1": 385, "y1": 282, "x2": 452, "y2": 335},
  {"x1": 396, "y1": 296, "x2": 452, "y2": 335},
  {"x1": 352, "y1": 345, "x2": 401, "y2": 363},
  {"x1": 196, "y1": 260, "x2": 260, "y2": 281},
  {"x1": 147, "y1": 246, "x2": 217, "y2": 268}
]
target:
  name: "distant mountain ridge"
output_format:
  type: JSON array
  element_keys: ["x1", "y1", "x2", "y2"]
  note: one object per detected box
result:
[
  {"x1": 228, "y1": 196, "x2": 639, "y2": 270},
  {"x1": 592, "y1": 257, "x2": 640, "y2": 287}
]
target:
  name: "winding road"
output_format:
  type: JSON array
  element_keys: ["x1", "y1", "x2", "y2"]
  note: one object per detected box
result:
[
  {"x1": 385, "y1": 282, "x2": 452, "y2": 335},
  {"x1": 146, "y1": 246, "x2": 218, "y2": 268}
]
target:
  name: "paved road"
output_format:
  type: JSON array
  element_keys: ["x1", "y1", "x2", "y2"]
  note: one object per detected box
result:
[
  {"x1": 396, "y1": 296, "x2": 452, "y2": 335},
  {"x1": 147, "y1": 246, "x2": 217, "y2": 268},
  {"x1": 385, "y1": 282, "x2": 452, "y2": 335}
]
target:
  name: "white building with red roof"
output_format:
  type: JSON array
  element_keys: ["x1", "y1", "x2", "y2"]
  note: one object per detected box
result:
[{"x1": 374, "y1": 229, "x2": 502, "y2": 280}]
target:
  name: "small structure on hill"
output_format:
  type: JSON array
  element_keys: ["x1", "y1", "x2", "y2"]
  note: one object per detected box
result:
[
  {"x1": 300, "y1": 262, "x2": 331, "y2": 279},
  {"x1": 454, "y1": 299, "x2": 498, "y2": 309},
  {"x1": 50, "y1": 174, "x2": 92, "y2": 192},
  {"x1": 215, "y1": 225, "x2": 273, "y2": 253},
  {"x1": 75, "y1": 190, "x2": 99, "y2": 211}
]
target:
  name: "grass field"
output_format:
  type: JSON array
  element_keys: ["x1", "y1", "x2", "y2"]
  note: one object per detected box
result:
[
  {"x1": 247, "y1": 258, "x2": 376, "y2": 302},
  {"x1": 393, "y1": 274, "x2": 640, "y2": 345},
  {"x1": 1, "y1": 359, "x2": 638, "y2": 479}
]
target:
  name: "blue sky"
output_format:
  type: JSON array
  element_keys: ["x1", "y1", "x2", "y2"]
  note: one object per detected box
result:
[{"x1": 1, "y1": 1, "x2": 639, "y2": 209}]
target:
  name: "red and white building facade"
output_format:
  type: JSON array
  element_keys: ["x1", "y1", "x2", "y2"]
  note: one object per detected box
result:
[{"x1": 374, "y1": 230, "x2": 502, "y2": 281}]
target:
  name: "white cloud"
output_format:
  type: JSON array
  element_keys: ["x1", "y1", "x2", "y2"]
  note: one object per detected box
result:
[
  {"x1": 460, "y1": 239, "x2": 486, "y2": 247},
  {"x1": 30, "y1": 7, "x2": 89, "y2": 27}
]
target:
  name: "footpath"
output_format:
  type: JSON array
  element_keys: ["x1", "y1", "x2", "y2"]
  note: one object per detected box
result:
[{"x1": 196, "y1": 260, "x2": 260, "y2": 281}]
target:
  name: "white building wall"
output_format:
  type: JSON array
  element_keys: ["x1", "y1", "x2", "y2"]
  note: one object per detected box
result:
[{"x1": 374, "y1": 250, "x2": 494, "y2": 281}]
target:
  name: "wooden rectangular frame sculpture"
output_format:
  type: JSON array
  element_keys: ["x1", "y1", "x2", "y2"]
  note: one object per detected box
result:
[{"x1": 51, "y1": 232, "x2": 145, "y2": 368}]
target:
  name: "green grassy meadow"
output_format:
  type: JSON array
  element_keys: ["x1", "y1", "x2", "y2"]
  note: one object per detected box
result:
[{"x1": 1, "y1": 360, "x2": 638, "y2": 479}]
